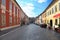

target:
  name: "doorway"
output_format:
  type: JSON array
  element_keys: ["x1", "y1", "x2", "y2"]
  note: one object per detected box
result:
[{"x1": 50, "y1": 20, "x2": 53, "y2": 27}]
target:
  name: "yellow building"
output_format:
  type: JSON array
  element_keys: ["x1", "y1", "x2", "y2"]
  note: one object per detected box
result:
[{"x1": 42, "y1": 0, "x2": 60, "y2": 30}]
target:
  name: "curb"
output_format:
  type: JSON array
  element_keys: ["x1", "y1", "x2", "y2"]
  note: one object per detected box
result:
[{"x1": 0, "y1": 25, "x2": 20, "y2": 31}]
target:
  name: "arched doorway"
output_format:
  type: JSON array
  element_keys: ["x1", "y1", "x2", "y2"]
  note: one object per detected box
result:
[{"x1": 50, "y1": 20, "x2": 53, "y2": 27}]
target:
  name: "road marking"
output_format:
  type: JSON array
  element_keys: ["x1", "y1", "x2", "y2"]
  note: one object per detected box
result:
[{"x1": 0, "y1": 27, "x2": 20, "y2": 37}]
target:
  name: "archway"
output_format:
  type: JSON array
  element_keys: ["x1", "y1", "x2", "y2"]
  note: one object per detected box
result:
[{"x1": 50, "y1": 20, "x2": 53, "y2": 27}]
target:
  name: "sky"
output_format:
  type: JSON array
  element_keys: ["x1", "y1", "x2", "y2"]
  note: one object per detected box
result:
[{"x1": 16, "y1": 0, "x2": 53, "y2": 17}]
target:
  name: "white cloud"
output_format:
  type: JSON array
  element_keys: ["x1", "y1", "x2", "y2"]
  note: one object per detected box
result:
[
  {"x1": 20, "y1": 3, "x2": 37, "y2": 17},
  {"x1": 38, "y1": 0, "x2": 47, "y2": 3},
  {"x1": 31, "y1": 0, "x2": 37, "y2": 1}
]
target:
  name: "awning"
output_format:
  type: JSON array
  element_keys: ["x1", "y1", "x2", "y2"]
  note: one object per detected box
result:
[{"x1": 53, "y1": 13, "x2": 60, "y2": 18}]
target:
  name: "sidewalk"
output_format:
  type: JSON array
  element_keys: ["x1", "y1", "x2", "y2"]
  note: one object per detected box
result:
[
  {"x1": 0, "y1": 24, "x2": 28, "y2": 36},
  {"x1": 0, "y1": 26, "x2": 20, "y2": 36}
]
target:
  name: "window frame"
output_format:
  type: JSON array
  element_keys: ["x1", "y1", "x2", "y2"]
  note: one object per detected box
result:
[
  {"x1": 2, "y1": 0, "x2": 6, "y2": 6},
  {"x1": 59, "y1": 3, "x2": 60, "y2": 10},
  {"x1": 55, "y1": 5, "x2": 57, "y2": 12},
  {"x1": 55, "y1": 19, "x2": 58, "y2": 25}
]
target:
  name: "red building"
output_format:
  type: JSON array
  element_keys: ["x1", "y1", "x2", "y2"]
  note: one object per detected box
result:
[{"x1": 0, "y1": 0, "x2": 25, "y2": 30}]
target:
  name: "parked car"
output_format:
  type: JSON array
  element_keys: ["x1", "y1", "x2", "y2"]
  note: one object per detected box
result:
[{"x1": 40, "y1": 23, "x2": 47, "y2": 28}]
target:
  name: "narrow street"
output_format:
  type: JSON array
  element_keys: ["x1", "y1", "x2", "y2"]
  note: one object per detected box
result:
[{"x1": 0, "y1": 24, "x2": 60, "y2": 40}]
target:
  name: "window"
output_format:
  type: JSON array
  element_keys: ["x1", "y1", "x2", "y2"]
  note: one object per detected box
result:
[
  {"x1": 54, "y1": 7, "x2": 55, "y2": 13},
  {"x1": 14, "y1": 5, "x2": 15, "y2": 16},
  {"x1": 49, "y1": 11, "x2": 50, "y2": 15},
  {"x1": 14, "y1": 17, "x2": 16, "y2": 24},
  {"x1": 48, "y1": 12, "x2": 49, "y2": 15},
  {"x1": 17, "y1": 9, "x2": 18, "y2": 18},
  {"x1": 9, "y1": 16, "x2": 12, "y2": 25},
  {"x1": 2, "y1": 0, "x2": 6, "y2": 6},
  {"x1": 52, "y1": 8, "x2": 54, "y2": 14},
  {"x1": 46, "y1": 13, "x2": 47, "y2": 17},
  {"x1": 1, "y1": 14, "x2": 6, "y2": 26},
  {"x1": 15, "y1": 7, "x2": 17, "y2": 15},
  {"x1": 55, "y1": 5, "x2": 57, "y2": 12},
  {"x1": 14, "y1": 6, "x2": 16, "y2": 24},
  {"x1": 55, "y1": 19, "x2": 57, "y2": 25},
  {"x1": 1, "y1": 0, "x2": 6, "y2": 14},
  {"x1": 50, "y1": 10, "x2": 51, "y2": 15},
  {"x1": 59, "y1": 3, "x2": 60, "y2": 10},
  {"x1": 9, "y1": 1, "x2": 12, "y2": 10}
]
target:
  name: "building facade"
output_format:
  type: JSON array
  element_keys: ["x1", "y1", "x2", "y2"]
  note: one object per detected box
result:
[
  {"x1": 41, "y1": 12, "x2": 46, "y2": 24},
  {"x1": 38, "y1": 0, "x2": 60, "y2": 30},
  {"x1": 45, "y1": 0, "x2": 60, "y2": 29},
  {"x1": 38, "y1": 16, "x2": 42, "y2": 24},
  {"x1": 36, "y1": 0, "x2": 60, "y2": 30},
  {"x1": 0, "y1": 0, "x2": 28, "y2": 30}
]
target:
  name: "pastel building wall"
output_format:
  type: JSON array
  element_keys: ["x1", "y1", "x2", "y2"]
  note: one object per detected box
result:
[{"x1": 0, "y1": 0, "x2": 28, "y2": 30}]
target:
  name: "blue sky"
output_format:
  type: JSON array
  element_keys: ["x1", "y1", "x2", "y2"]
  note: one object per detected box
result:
[{"x1": 16, "y1": 0, "x2": 53, "y2": 17}]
